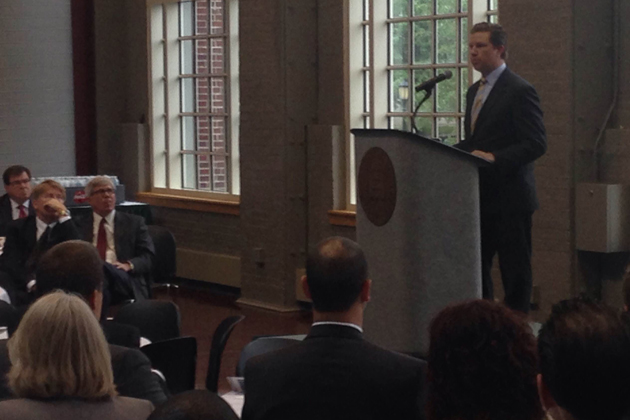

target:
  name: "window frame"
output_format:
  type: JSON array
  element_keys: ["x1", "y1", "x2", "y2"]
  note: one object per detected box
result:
[
  {"x1": 346, "y1": 0, "x2": 491, "y2": 209},
  {"x1": 147, "y1": 0, "x2": 240, "y2": 202}
]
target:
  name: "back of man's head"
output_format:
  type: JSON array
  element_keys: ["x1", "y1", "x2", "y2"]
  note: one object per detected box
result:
[
  {"x1": 36, "y1": 240, "x2": 104, "y2": 299},
  {"x1": 538, "y1": 297, "x2": 630, "y2": 420},
  {"x1": 147, "y1": 389, "x2": 239, "y2": 420},
  {"x1": 306, "y1": 237, "x2": 367, "y2": 312}
]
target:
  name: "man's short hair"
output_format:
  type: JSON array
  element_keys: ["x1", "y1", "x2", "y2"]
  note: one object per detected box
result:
[
  {"x1": 36, "y1": 240, "x2": 105, "y2": 299},
  {"x1": 3, "y1": 165, "x2": 31, "y2": 185},
  {"x1": 306, "y1": 237, "x2": 368, "y2": 312},
  {"x1": 147, "y1": 389, "x2": 239, "y2": 420},
  {"x1": 428, "y1": 300, "x2": 542, "y2": 420},
  {"x1": 31, "y1": 179, "x2": 66, "y2": 201},
  {"x1": 538, "y1": 297, "x2": 630, "y2": 420},
  {"x1": 85, "y1": 176, "x2": 115, "y2": 197},
  {"x1": 471, "y1": 22, "x2": 507, "y2": 59}
]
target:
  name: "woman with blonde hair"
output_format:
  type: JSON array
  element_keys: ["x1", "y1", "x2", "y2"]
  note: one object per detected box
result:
[{"x1": 0, "y1": 291, "x2": 153, "y2": 420}]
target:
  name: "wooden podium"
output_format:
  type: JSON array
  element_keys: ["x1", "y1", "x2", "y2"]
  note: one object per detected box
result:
[{"x1": 351, "y1": 129, "x2": 489, "y2": 355}]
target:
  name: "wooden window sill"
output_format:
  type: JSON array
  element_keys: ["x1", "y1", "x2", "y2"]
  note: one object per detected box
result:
[
  {"x1": 328, "y1": 210, "x2": 356, "y2": 227},
  {"x1": 136, "y1": 192, "x2": 240, "y2": 216}
]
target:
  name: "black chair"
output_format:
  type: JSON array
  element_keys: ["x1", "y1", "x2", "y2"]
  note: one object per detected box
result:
[
  {"x1": 147, "y1": 225, "x2": 178, "y2": 292},
  {"x1": 236, "y1": 337, "x2": 300, "y2": 377},
  {"x1": 142, "y1": 336, "x2": 197, "y2": 395},
  {"x1": 206, "y1": 315, "x2": 245, "y2": 392},
  {"x1": 114, "y1": 300, "x2": 181, "y2": 343}
]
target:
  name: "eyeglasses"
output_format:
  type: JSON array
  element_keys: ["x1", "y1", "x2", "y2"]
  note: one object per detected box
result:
[
  {"x1": 8, "y1": 179, "x2": 30, "y2": 187},
  {"x1": 92, "y1": 188, "x2": 115, "y2": 196}
]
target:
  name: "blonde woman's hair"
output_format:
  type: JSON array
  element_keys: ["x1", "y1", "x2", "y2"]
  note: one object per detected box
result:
[{"x1": 8, "y1": 292, "x2": 117, "y2": 399}]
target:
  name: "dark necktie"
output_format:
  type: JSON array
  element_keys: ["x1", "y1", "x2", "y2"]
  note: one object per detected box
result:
[
  {"x1": 96, "y1": 218, "x2": 107, "y2": 260},
  {"x1": 18, "y1": 205, "x2": 27, "y2": 219}
]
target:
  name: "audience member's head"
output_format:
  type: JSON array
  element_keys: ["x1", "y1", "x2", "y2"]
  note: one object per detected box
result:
[
  {"x1": 303, "y1": 237, "x2": 369, "y2": 313},
  {"x1": 428, "y1": 300, "x2": 542, "y2": 420},
  {"x1": 36, "y1": 240, "x2": 105, "y2": 319},
  {"x1": 147, "y1": 389, "x2": 239, "y2": 420},
  {"x1": 85, "y1": 176, "x2": 117, "y2": 217},
  {"x1": 31, "y1": 179, "x2": 66, "y2": 224},
  {"x1": 7, "y1": 292, "x2": 116, "y2": 400},
  {"x1": 538, "y1": 297, "x2": 630, "y2": 420},
  {"x1": 3, "y1": 165, "x2": 31, "y2": 204}
]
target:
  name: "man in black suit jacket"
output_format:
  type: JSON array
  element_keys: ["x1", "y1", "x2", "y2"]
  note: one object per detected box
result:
[
  {"x1": 77, "y1": 176, "x2": 155, "y2": 300},
  {"x1": 0, "y1": 180, "x2": 80, "y2": 304},
  {"x1": 456, "y1": 22, "x2": 547, "y2": 313},
  {"x1": 0, "y1": 240, "x2": 167, "y2": 405},
  {"x1": 242, "y1": 237, "x2": 427, "y2": 420},
  {"x1": 0, "y1": 166, "x2": 34, "y2": 237}
]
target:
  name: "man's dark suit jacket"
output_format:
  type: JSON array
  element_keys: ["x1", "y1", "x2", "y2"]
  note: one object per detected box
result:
[
  {"x1": 456, "y1": 68, "x2": 547, "y2": 214},
  {"x1": 242, "y1": 324, "x2": 427, "y2": 420},
  {"x1": 0, "y1": 339, "x2": 167, "y2": 406},
  {"x1": 77, "y1": 212, "x2": 155, "y2": 299},
  {"x1": 0, "y1": 195, "x2": 34, "y2": 237},
  {"x1": 0, "y1": 216, "x2": 80, "y2": 293}
]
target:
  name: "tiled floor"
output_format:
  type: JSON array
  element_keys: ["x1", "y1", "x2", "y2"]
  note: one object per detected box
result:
[{"x1": 153, "y1": 285, "x2": 312, "y2": 393}]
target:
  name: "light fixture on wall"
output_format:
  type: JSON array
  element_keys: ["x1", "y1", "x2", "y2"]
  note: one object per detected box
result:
[
  {"x1": 399, "y1": 80, "x2": 409, "y2": 131},
  {"x1": 398, "y1": 79, "x2": 409, "y2": 101}
]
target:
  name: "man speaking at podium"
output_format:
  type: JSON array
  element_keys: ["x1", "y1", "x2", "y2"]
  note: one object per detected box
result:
[{"x1": 455, "y1": 22, "x2": 546, "y2": 313}]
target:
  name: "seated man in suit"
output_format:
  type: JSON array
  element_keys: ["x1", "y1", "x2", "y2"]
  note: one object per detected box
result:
[
  {"x1": 0, "y1": 240, "x2": 168, "y2": 406},
  {"x1": 0, "y1": 179, "x2": 79, "y2": 304},
  {"x1": 0, "y1": 165, "x2": 34, "y2": 237},
  {"x1": 77, "y1": 176, "x2": 155, "y2": 301},
  {"x1": 537, "y1": 298, "x2": 630, "y2": 420},
  {"x1": 242, "y1": 237, "x2": 428, "y2": 420}
]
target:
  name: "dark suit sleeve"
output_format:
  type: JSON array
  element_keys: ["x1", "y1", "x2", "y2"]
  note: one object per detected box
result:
[
  {"x1": 0, "y1": 221, "x2": 28, "y2": 289},
  {"x1": 411, "y1": 361, "x2": 428, "y2": 420},
  {"x1": 50, "y1": 218, "x2": 81, "y2": 244},
  {"x1": 492, "y1": 84, "x2": 547, "y2": 169},
  {"x1": 241, "y1": 359, "x2": 263, "y2": 420},
  {"x1": 110, "y1": 345, "x2": 168, "y2": 406},
  {"x1": 128, "y1": 219, "x2": 154, "y2": 275}
]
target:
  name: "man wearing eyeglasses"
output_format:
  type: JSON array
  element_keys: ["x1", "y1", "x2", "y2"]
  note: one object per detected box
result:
[
  {"x1": 77, "y1": 176, "x2": 155, "y2": 302},
  {"x1": 0, "y1": 166, "x2": 34, "y2": 237}
]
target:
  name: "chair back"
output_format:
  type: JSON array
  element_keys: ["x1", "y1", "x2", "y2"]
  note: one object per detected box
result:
[
  {"x1": 206, "y1": 315, "x2": 245, "y2": 392},
  {"x1": 147, "y1": 225, "x2": 177, "y2": 285},
  {"x1": 142, "y1": 336, "x2": 197, "y2": 395},
  {"x1": 114, "y1": 300, "x2": 181, "y2": 342},
  {"x1": 236, "y1": 337, "x2": 300, "y2": 377}
]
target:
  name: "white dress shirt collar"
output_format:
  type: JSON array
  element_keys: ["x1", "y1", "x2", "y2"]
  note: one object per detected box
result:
[
  {"x1": 484, "y1": 62, "x2": 507, "y2": 87},
  {"x1": 35, "y1": 217, "x2": 56, "y2": 240},
  {"x1": 311, "y1": 321, "x2": 363, "y2": 334},
  {"x1": 10, "y1": 198, "x2": 30, "y2": 220},
  {"x1": 94, "y1": 209, "x2": 116, "y2": 226}
]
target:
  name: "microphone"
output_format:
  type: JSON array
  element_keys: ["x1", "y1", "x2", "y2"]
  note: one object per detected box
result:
[{"x1": 414, "y1": 71, "x2": 453, "y2": 92}]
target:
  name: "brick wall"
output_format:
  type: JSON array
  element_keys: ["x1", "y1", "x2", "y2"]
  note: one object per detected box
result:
[{"x1": 195, "y1": 0, "x2": 227, "y2": 192}]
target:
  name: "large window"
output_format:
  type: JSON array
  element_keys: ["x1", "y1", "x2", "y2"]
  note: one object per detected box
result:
[
  {"x1": 348, "y1": 0, "x2": 492, "y2": 205},
  {"x1": 149, "y1": 0, "x2": 240, "y2": 197}
]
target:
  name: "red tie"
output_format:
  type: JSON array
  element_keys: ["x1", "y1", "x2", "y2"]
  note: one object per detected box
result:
[
  {"x1": 18, "y1": 205, "x2": 27, "y2": 219},
  {"x1": 96, "y1": 218, "x2": 107, "y2": 260}
]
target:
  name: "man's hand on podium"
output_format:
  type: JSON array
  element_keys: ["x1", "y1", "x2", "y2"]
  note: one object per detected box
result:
[{"x1": 471, "y1": 150, "x2": 495, "y2": 162}]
